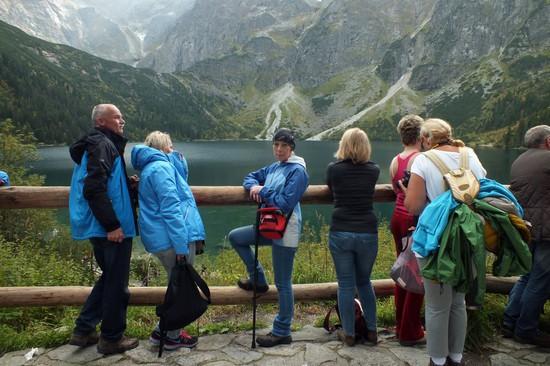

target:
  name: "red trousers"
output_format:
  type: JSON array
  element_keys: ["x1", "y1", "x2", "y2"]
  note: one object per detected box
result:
[{"x1": 390, "y1": 211, "x2": 425, "y2": 342}]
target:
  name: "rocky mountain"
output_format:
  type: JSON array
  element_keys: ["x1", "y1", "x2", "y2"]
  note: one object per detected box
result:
[
  {"x1": 1, "y1": 0, "x2": 548, "y2": 146},
  {"x1": 171, "y1": 0, "x2": 549, "y2": 144},
  {"x1": 0, "y1": 0, "x2": 194, "y2": 65},
  {"x1": 0, "y1": 20, "x2": 236, "y2": 144},
  {"x1": 138, "y1": 0, "x2": 317, "y2": 72}
]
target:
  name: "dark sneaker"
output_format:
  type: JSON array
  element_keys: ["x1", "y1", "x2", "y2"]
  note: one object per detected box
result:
[
  {"x1": 165, "y1": 330, "x2": 198, "y2": 350},
  {"x1": 237, "y1": 278, "x2": 269, "y2": 293},
  {"x1": 514, "y1": 330, "x2": 550, "y2": 348},
  {"x1": 336, "y1": 329, "x2": 355, "y2": 346},
  {"x1": 97, "y1": 336, "x2": 139, "y2": 355},
  {"x1": 446, "y1": 357, "x2": 465, "y2": 366},
  {"x1": 149, "y1": 330, "x2": 198, "y2": 349},
  {"x1": 256, "y1": 332, "x2": 292, "y2": 347},
  {"x1": 399, "y1": 336, "x2": 426, "y2": 347},
  {"x1": 69, "y1": 330, "x2": 99, "y2": 347}
]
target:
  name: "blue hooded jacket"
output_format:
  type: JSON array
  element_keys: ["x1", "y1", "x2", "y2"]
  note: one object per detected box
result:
[
  {"x1": 0, "y1": 170, "x2": 9, "y2": 186},
  {"x1": 131, "y1": 145, "x2": 190, "y2": 255},
  {"x1": 168, "y1": 151, "x2": 205, "y2": 242},
  {"x1": 412, "y1": 178, "x2": 523, "y2": 257},
  {"x1": 244, "y1": 153, "x2": 309, "y2": 247},
  {"x1": 69, "y1": 130, "x2": 136, "y2": 240}
]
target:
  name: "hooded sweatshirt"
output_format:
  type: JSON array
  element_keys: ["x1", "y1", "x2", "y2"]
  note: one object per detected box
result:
[
  {"x1": 131, "y1": 145, "x2": 189, "y2": 255},
  {"x1": 168, "y1": 151, "x2": 206, "y2": 243},
  {"x1": 244, "y1": 152, "x2": 309, "y2": 247}
]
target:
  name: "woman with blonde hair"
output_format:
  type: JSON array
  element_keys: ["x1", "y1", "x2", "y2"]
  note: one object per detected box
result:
[
  {"x1": 326, "y1": 127, "x2": 380, "y2": 346},
  {"x1": 404, "y1": 118, "x2": 487, "y2": 366},
  {"x1": 389, "y1": 114, "x2": 425, "y2": 346},
  {"x1": 131, "y1": 131, "x2": 204, "y2": 351}
]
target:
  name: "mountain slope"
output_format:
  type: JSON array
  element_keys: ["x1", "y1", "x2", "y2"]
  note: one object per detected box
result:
[
  {"x1": 0, "y1": 20, "x2": 236, "y2": 144},
  {"x1": 0, "y1": 0, "x2": 194, "y2": 65},
  {"x1": 138, "y1": 0, "x2": 316, "y2": 72}
]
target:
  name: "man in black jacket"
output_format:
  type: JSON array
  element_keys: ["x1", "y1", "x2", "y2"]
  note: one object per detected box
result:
[
  {"x1": 68, "y1": 104, "x2": 138, "y2": 354},
  {"x1": 503, "y1": 125, "x2": 550, "y2": 347}
]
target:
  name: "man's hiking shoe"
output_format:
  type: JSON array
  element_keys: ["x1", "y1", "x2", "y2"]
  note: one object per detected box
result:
[
  {"x1": 336, "y1": 329, "x2": 355, "y2": 346},
  {"x1": 97, "y1": 336, "x2": 139, "y2": 355},
  {"x1": 149, "y1": 330, "x2": 198, "y2": 350},
  {"x1": 513, "y1": 330, "x2": 550, "y2": 348},
  {"x1": 237, "y1": 278, "x2": 269, "y2": 293},
  {"x1": 256, "y1": 332, "x2": 292, "y2": 347},
  {"x1": 501, "y1": 324, "x2": 514, "y2": 338},
  {"x1": 68, "y1": 330, "x2": 99, "y2": 347}
]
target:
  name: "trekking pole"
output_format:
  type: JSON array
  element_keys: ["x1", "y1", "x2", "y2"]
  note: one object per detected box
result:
[{"x1": 252, "y1": 203, "x2": 262, "y2": 349}]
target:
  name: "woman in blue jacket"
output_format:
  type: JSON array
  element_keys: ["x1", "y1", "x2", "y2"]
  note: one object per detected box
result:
[
  {"x1": 168, "y1": 150, "x2": 206, "y2": 254},
  {"x1": 228, "y1": 128, "x2": 309, "y2": 347},
  {"x1": 131, "y1": 131, "x2": 204, "y2": 351}
]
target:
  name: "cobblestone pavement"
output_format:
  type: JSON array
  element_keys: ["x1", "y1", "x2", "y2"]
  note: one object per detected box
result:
[{"x1": 1, "y1": 325, "x2": 549, "y2": 366}]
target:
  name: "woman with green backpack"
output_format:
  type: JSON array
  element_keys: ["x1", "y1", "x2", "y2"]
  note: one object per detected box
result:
[{"x1": 403, "y1": 119, "x2": 487, "y2": 366}]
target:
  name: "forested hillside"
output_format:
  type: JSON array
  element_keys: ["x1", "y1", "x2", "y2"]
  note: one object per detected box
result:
[{"x1": 0, "y1": 20, "x2": 236, "y2": 144}]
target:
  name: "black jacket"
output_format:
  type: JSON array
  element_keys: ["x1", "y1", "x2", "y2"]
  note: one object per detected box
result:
[
  {"x1": 70, "y1": 127, "x2": 136, "y2": 233},
  {"x1": 326, "y1": 159, "x2": 380, "y2": 233}
]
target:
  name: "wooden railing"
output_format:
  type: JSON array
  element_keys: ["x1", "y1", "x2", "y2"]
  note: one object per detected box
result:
[
  {"x1": 0, "y1": 185, "x2": 517, "y2": 307},
  {"x1": 0, "y1": 184, "x2": 395, "y2": 209}
]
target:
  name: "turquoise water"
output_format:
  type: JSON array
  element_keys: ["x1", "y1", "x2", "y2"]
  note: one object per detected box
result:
[{"x1": 32, "y1": 141, "x2": 521, "y2": 251}]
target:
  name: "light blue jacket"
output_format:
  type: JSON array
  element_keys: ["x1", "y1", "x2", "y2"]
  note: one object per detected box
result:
[
  {"x1": 244, "y1": 153, "x2": 309, "y2": 247},
  {"x1": 168, "y1": 151, "x2": 205, "y2": 242},
  {"x1": 69, "y1": 152, "x2": 136, "y2": 240},
  {"x1": 412, "y1": 178, "x2": 523, "y2": 257},
  {"x1": 131, "y1": 145, "x2": 190, "y2": 255}
]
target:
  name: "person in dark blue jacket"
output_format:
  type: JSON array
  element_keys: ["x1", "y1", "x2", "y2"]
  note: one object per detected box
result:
[
  {"x1": 68, "y1": 104, "x2": 138, "y2": 354},
  {"x1": 228, "y1": 128, "x2": 309, "y2": 347},
  {"x1": 132, "y1": 131, "x2": 204, "y2": 350}
]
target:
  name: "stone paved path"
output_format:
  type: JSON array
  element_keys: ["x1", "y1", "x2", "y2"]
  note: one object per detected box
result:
[{"x1": 2, "y1": 326, "x2": 549, "y2": 365}]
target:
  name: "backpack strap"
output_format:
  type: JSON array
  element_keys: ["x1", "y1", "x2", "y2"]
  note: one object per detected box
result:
[
  {"x1": 186, "y1": 263, "x2": 211, "y2": 304},
  {"x1": 458, "y1": 147, "x2": 469, "y2": 170},
  {"x1": 322, "y1": 304, "x2": 340, "y2": 333},
  {"x1": 423, "y1": 150, "x2": 451, "y2": 175}
]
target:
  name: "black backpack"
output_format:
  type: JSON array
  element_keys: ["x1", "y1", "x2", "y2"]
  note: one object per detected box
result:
[
  {"x1": 323, "y1": 298, "x2": 368, "y2": 342},
  {"x1": 156, "y1": 258, "x2": 211, "y2": 357}
]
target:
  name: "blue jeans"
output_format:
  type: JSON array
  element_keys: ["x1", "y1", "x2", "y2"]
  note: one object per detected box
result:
[
  {"x1": 329, "y1": 231, "x2": 378, "y2": 336},
  {"x1": 229, "y1": 225, "x2": 297, "y2": 337},
  {"x1": 503, "y1": 241, "x2": 550, "y2": 338},
  {"x1": 74, "y1": 237, "x2": 132, "y2": 341}
]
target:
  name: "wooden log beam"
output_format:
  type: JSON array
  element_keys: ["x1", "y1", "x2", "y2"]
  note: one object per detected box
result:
[
  {"x1": 0, "y1": 184, "x2": 396, "y2": 209},
  {"x1": 0, "y1": 277, "x2": 516, "y2": 307},
  {"x1": 0, "y1": 280, "x2": 391, "y2": 307}
]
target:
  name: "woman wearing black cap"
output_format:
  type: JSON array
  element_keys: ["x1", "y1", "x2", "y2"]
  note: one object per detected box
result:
[{"x1": 228, "y1": 128, "x2": 309, "y2": 347}]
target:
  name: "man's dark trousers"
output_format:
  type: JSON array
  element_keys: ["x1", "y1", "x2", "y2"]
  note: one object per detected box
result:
[
  {"x1": 503, "y1": 240, "x2": 550, "y2": 338},
  {"x1": 74, "y1": 237, "x2": 132, "y2": 341}
]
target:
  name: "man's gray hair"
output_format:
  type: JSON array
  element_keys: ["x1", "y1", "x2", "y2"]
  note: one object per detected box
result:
[
  {"x1": 524, "y1": 125, "x2": 550, "y2": 148},
  {"x1": 91, "y1": 104, "x2": 110, "y2": 125}
]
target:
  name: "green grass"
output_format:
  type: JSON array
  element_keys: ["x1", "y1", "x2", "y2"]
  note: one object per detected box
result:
[{"x1": 1, "y1": 223, "x2": 549, "y2": 355}]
